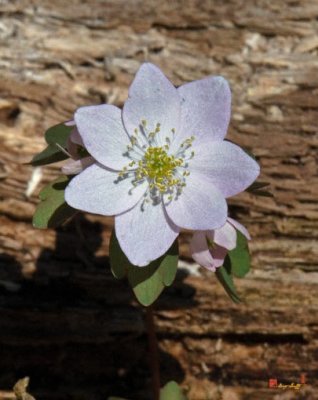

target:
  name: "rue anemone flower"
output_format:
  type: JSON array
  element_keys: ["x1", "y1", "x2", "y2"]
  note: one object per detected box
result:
[
  {"x1": 65, "y1": 63, "x2": 259, "y2": 266},
  {"x1": 61, "y1": 121, "x2": 94, "y2": 175},
  {"x1": 190, "y1": 217, "x2": 250, "y2": 271}
]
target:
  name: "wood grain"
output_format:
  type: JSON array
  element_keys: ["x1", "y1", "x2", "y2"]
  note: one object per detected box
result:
[{"x1": 0, "y1": 1, "x2": 317, "y2": 399}]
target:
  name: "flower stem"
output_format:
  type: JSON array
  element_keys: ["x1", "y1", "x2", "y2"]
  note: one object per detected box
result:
[{"x1": 145, "y1": 305, "x2": 160, "y2": 400}]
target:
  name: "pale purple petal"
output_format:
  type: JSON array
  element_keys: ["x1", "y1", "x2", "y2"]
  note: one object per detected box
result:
[
  {"x1": 74, "y1": 104, "x2": 131, "y2": 171},
  {"x1": 189, "y1": 140, "x2": 260, "y2": 198},
  {"x1": 66, "y1": 127, "x2": 84, "y2": 160},
  {"x1": 62, "y1": 156, "x2": 94, "y2": 175},
  {"x1": 213, "y1": 221, "x2": 237, "y2": 251},
  {"x1": 70, "y1": 127, "x2": 84, "y2": 147},
  {"x1": 66, "y1": 137, "x2": 79, "y2": 160},
  {"x1": 64, "y1": 120, "x2": 76, "y2": 126},
  {"x1": 190, "y1": 231, "x2": 215, "y2": 270},
  {"x1": 123, "y1": 63, "x2": 180, "y2": 147},
  {"x1": 228, "y1": 217, "x2": 251, "y2": 240},
  {"x1": 210, "y1": 245, "x2": 228, "y2": 269},
  {"x1": 170, "y1": 76, "x2": 231, "y2": 153},
  {"x1": 190, "y1": 232, "x2": 227, "y2": 271},
  {"x1": 65, "y1": 163, "x2": 147, "y2": 215},
  {"x1": 206, "y1": 231, "x2": 229, "y2": 268},
  {"x1": 164, "y1": 170, "x2": 227, "y2": 230},
  {"x1": 115, "y1": 201, "x2": 180, "y2": 267}
]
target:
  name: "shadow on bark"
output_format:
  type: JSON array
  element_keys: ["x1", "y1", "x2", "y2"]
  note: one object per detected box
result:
[{"x1": 0, "y1": 215, "x2": 197, "y2": 399}]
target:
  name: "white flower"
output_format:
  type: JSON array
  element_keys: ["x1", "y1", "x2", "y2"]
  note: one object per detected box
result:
[
  {"x1": 65, "y1": 63, "x2": 259, "y2": 266},
  {"x1": 61, "y1": 121, "x2": 94, "y2": 175},
  {"x1": 190, "y1": 217, "x2": 251, "y2": 271}
]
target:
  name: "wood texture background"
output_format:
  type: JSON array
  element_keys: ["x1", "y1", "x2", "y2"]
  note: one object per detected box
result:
[{"x1": 0, "y1": 0, "x2": 317, "y2": 399}]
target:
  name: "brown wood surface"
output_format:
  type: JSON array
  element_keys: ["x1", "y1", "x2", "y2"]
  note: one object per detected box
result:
[{"x1": 0, "y1": 1, "x2": 317, "y2": 399}]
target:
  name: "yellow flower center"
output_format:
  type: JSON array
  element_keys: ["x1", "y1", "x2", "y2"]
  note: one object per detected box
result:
[
  {"x1": 136, "y1": 147, "x2": 184, "y2": 193},
  {"x1": 117, "y1": 120, "x2": 196, "y2": 202}
]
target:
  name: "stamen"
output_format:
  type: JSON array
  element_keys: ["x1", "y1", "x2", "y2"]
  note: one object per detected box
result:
[{"x1": 117, "y1": 129, "x2": 196, "y2": 203}]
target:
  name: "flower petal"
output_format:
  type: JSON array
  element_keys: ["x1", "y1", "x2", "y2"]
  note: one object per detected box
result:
[
  {"x1": 189, "y1": 140, "x2": 260, "y2": 198},
  {"x1": 61, "y1": 156, "x2": 94, "y2": 175},
  {"x1": 213, "y1": 221, "x2": 237, "y2": 250},
  {"x1": 164, "y1": 170, "x2": 227, "y2": 230},
  {"x1": 65, "y1": 163, "x2": 147, "y2": 215},
  {"x1": 115, "y1": 201, "x2": 180, "y2": 267},
  {"x1": 123, "y1": 63, "x2": 180, "y2": 147},
  {"x1": 190, "y1": 232, "x2": 226, "y2": 271},
  {"x1": 206, "y1": 231, "x2": 228, "y2": 268},
  {"x1": 170, "y1": 76, "x2": 231, "y2": 153},
  {"x1": 190, "y1": 232, "x2": 214, "y2": 270},
  {"x1": 228, "y1": 217, "x2": 251, "y2": 240},
  {"x1": 210, "y1": 245, "x2": 228, "y2": 269},
  {"x1": 66, "y1": 127, "x2": 84, "y2": 160},
  {"x1": 64, "y1": 120, "x2": 76, "y2": 126},
  {"x1": 70, "y1": 126, "x2": 84, "y2": 147},
  {"x1": 74, "y1": 104, "x2": 131, "y2": 170}
]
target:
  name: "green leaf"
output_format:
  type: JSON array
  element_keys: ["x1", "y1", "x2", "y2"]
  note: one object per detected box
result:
[
  {"x1": 109, "y1": 230, "x2": 179, "y2": 306},
  {"x1": 246, "y1": 181, "x2": 273, "y2": 197},
  {"x1": 128, "y1": 241, "x2": 178, "y2": 306},
  {"x1": 109, "y1": 231, "x2": 131, "y2": 279},
  {"x1": 160, "y1": 381, "x2": 187, "y2": 400},
  {"x1": 247, "y1": 181, "x2": 269, "y2": 191},
  {"x1": 31, "y1": 123, "x2": 73, "y2": 166},
  {"x1": 107, "y1": 397, "x2": 129, "y2": 400},
  {"x1": 228, "y1": 231, "x2": 251, "y2": 278},
  {"x1": 33, "y1": 175, "x2": 76, "y2": 229},
  {"x1": 253, "y1": 190, "x2": 273, "y2": 197},
  {"x1": 216, "y1": 261, "x2": 241, "y2": 304}
]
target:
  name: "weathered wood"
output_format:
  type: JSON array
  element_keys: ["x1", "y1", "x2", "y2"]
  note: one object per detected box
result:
[{"x1": 0, "y1": 0, "x2": 318, "y2": 399}]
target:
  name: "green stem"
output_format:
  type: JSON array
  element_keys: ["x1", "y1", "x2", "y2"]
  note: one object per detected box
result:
[{"x1": 145, "y1": 306, "x2": 160, "y2": 400}]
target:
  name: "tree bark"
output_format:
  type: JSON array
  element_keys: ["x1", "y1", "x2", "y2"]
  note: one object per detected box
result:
[{"x1": 0, "y1": 1, "x2": 317, "y2": 399}]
